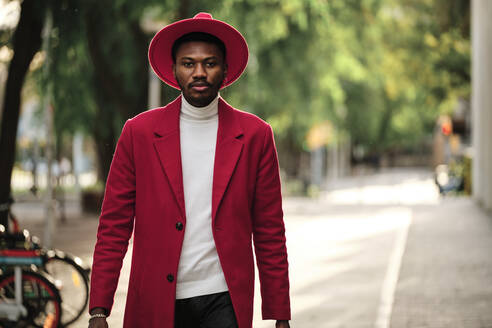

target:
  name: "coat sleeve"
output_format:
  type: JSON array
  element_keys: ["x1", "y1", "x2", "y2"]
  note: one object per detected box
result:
[
  {"x1": 89, "y1": 120, "x2": 136, "y2": 315},
  {"x1": 252, "y1": 124, "x2": 291, "y2": 320}
]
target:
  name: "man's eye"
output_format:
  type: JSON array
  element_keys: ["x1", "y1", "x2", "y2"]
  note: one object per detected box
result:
[
  {"x1": 183, "y1": 62, "x2": 193, "y2": 67},
  {"x1": 206, "y1": 62, "x2": 217, "y2": 67}
]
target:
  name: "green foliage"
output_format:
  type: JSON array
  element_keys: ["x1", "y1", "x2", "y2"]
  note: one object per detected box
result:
[
  {"x1": 218, "y1": 0, "x2": 470, "y2": 161},
  {"x1": 31, "y1": 0, "x2": 469, "y2": 179}
]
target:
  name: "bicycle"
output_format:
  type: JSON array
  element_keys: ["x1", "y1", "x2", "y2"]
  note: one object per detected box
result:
[
  {"x1": 41, "y1": 248, "x2": 90, "y2": 326},
  {"x1": 0, "y1": 248, "x2": 62, "y2": 327},
  {"x1": 1, "y1": 198, "x2": 91, "y2": 326}
]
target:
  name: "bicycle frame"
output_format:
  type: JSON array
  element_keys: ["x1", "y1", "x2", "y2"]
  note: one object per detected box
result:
[
  {"x1": 0, "y1": 267, "x2": 27, "y2": 321},
  {"x1": 0, "y1": 249, "x2": 44, "y2": 321}
]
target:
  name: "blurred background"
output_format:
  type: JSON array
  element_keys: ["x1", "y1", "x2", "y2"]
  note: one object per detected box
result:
[
  {"x1": 1, "y1": 0, "x2": 491, "y2": 327},
  {"x1": 0, "y1": 0, "x2": 474, "y2": 201}
]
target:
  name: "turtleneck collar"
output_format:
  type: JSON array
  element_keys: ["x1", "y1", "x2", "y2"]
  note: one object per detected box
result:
[{"x1": 180, "y1": 94, "x2": 219, "y2": 121}]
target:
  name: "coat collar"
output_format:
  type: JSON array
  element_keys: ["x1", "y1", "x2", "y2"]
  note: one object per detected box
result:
[
  {"x1": 152, "y1": 95, "x2": 244, "y2": 222},
  {"x1": 152, "y1": 96, "x2": 243, "y2": 139},
  {"x1": 152, "y1": 96, "x2": 181, "y2": 138}
]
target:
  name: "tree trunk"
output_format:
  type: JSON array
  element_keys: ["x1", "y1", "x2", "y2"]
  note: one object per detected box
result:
[
  {"x1": 376, "y1": 97, "x2": 396, "y2": 154},
  {"x1": 93, "y1": 122, "x2": 115, "y2": 184},
  {"x1": 0, "y1": 0, "x2": 45, "y2": 227},
  {"x1": 92, "y1": 89, "x2": 116, "y2": 183},
  {"x1": 85, "y1": 11, "x2": 134, "y2": 120},
  {"x1": 84, "y1": 5, "x2": 149, "y2": 184},
  {"x1": 128, "y1": 19, "x2": 150, "y2": 115},
  {"x1": 177, "y1": 0, "x2": 191, "y2": 20},
  {"x1": 276, "y1": 131, "x2": 302, "y2": 178}
]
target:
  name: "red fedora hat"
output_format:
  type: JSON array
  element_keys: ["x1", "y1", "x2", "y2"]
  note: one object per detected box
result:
[{"x1": 148, "y1": 12, "x2": 249, "y2": 90}]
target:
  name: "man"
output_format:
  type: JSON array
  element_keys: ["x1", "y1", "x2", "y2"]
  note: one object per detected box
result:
[{"x1": 88, "y1": 13, "x2": 290, "y2": 328}]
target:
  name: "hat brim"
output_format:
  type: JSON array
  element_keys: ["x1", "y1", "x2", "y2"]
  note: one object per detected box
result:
[{"x1": 148, "y1": 17, "x2": 249, "y2": 90}]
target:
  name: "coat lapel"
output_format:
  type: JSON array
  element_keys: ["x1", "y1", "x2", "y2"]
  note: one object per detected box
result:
[
  {"x1": 212, "y1": 98, "x2": 244, "y2": 222},
  {"x1": 152, "y1": 96, "x2": 186, "y2": 218}
]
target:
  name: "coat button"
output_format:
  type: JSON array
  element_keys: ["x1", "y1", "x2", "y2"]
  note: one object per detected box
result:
[
  {"x1": 176, "y1": 222, "x2": 184, "y2": 231},
  {"x1": 167, "y1": 274, "x2": 174, "y2": 283}
]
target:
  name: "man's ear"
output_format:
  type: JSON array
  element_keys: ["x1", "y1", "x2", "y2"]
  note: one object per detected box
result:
[{"x1": 172, "y1": 63, "x2": 176, "y2": 79}]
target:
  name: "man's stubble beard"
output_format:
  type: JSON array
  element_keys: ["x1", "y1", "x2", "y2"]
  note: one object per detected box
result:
[{"x1": 176, "y1": 75, "x2": 225, "y2": 108}]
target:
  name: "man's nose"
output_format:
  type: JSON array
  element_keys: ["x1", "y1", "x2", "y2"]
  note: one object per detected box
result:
[{"x1": 192, "y1": 63, "x2": 206, "y2": 79}]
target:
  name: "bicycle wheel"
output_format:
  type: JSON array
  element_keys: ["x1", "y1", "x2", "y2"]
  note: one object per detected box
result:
[
  {"x1": 0, "y1": 270, "x2": 62, "y2": 328},
  {"x1": 43, "y1": 252, "x2": 89, "y2": 326}
]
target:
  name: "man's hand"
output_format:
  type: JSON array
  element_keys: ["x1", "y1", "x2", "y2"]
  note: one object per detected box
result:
[
  {"x1": 276, "y1": 320, "x2": 290, "y2": 328},
  {"x1": 88, "y1": 317, "x2": 108, "y2": 328},
  {"x1": 88, "y1": 308, "x2": 108, "y2": 328}
]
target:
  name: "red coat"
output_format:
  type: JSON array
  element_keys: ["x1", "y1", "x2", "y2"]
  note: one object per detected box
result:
[{"x1": 89, "y1": 96, "x2": 290, "y2": 328}]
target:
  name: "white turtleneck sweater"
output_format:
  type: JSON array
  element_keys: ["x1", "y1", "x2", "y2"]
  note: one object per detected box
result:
[{"x1": 175, "y1": 95, "x2": 229, "y2": 299}]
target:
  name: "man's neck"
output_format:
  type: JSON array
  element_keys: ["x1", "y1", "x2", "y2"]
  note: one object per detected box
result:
[
  {"x1": 182, "y1": 93, "x2": 219, "y2": 108},
  {"x1": 181, "y1": 94, "x2": 219, "y2": 121}
]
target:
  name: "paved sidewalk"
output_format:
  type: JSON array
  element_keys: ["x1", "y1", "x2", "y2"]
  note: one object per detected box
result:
[{"x1": 391, "y1": 199, "x2": 492, "y2": 328}]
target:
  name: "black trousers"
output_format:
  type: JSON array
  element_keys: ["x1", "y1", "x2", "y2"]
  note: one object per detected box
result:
[{"x1": 174, "y1": 291, "x2": 239, "y2": 328}]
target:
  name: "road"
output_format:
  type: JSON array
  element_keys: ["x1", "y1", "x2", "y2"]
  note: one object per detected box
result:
[{"x1": 11, "y1": 168, "x2": 492, "y2": 327}]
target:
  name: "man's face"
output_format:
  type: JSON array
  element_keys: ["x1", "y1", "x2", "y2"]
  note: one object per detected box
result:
[{"x1": 173, "y1": 41, "x2": 227, "y2": 107}]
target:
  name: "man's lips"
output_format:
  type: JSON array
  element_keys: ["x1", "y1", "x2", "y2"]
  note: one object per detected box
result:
[
  {"x1": 190, "y1": 82, "x2": 210, "y2": 92},
  {"x1": 192, "y1": 85, "x2": 209, "y2": 92}
]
